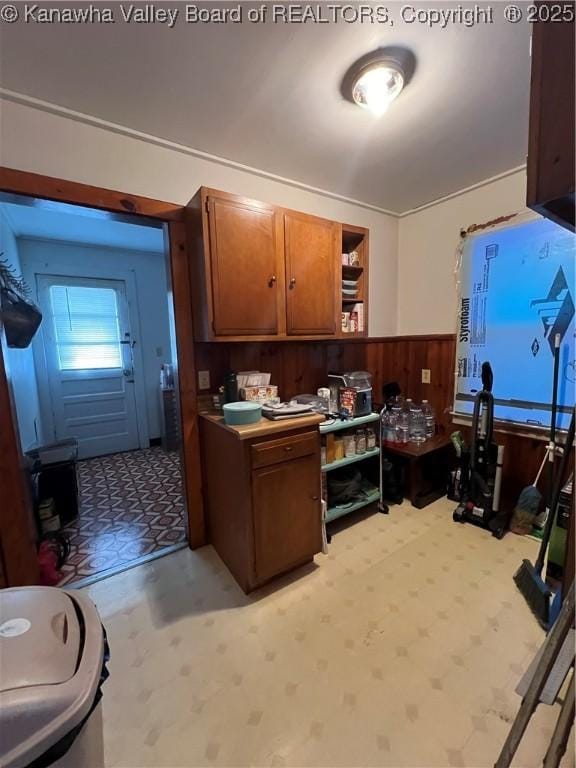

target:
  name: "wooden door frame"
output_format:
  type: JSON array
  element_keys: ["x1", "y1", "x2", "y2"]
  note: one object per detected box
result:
[{"x1": 0, "y1": 167, "x2": 205, "y2": 586}]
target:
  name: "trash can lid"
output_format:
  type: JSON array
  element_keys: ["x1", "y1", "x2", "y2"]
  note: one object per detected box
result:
[
  {"x1": 0, "y1": 588, "x2": 105, "y2": 768},
  {"x1": 0, "y1": 588, "x2": 81, "y2": 692}
]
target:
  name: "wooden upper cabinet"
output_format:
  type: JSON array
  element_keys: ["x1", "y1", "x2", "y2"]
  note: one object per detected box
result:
[
  {"x1": 207, "y1": 193, "x2": 282, "y2": 335},
  {"x1": 526, "y1": 6, "x2": 575, "y2": 232},
  {"x1": 284, "y1": 211, "x2": 338, "y2": 335},
  {"x1": 187, "y1": 187, "x2": 364, "y2": 341}
]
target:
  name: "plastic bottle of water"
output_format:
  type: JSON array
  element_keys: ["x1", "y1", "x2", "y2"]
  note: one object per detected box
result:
[
  {"x1": 387, "y1": 410, "x2": 398, "y2": 442},
  {"x1": 409, "y1": 401, "x2": 426, "y2": 444},
  {"x1": 398, "y1": 398, "x2": 411, "y2": 443},
  {"x1": 387, "y1": 398, "x2": 402, "y2": 443},
  {"x1": 422, "y1": 400, "x2": 435, "y2": 439},
  {"x1": 381, "y1": 411, "x2": 392, "y2": 442}
]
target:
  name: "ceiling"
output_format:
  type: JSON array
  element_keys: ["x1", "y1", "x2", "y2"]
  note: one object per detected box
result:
[
  {"x1": 1, "y1": 200, "x2": 165, "y2": 252},
  {"x1": 0, "y1": 2, "x2": 531, "y2": 213}
]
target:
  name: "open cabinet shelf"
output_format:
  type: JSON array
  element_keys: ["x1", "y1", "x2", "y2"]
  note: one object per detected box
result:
[
  {"x1": 340, "y1": 224, "x2": 368, "y2": 338},
  {"x1": 342, "y1": 264, "x2": 364, "y2": 278}
]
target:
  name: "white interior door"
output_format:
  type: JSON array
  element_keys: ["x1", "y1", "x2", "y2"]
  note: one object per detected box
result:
[{"x1": 37, "y1": 275, "x2": 141, "y2": 459}]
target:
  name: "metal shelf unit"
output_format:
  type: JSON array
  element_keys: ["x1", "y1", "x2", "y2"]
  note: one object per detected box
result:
[{"x1": 320, "y1": 413, "x2": 381, "y2": 524}]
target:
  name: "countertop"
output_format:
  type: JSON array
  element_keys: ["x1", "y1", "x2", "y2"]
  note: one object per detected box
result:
[{"x1": 200, "y1": 412, "x2": 325, "y2": 440}]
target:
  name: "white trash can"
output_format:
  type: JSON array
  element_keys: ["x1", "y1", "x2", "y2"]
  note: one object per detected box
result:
[{"x1": 0, "y1": 587, "x2": 109, "y2": 768}]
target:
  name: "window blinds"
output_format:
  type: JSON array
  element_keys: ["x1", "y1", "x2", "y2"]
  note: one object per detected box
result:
[{"x1": 49, "y1": 285, "x2": 123, "y2": 370}]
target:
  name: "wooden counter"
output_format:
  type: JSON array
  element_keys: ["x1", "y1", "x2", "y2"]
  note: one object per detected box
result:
[
  {"x1": 200, "y1": 413, "x2": 323, "y2": 592},
  {"x1": 200, "y1": 412, "x2": 325, "y2": 440}
]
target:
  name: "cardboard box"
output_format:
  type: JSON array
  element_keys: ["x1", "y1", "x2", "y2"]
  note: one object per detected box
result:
[{"x1": 239, "y1": 385, "x2": 278, "y2": 402}]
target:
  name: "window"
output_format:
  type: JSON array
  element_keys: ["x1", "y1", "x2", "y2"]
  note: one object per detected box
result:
[
  {"x1": 49, "y1": 285, "x2": 123, "y2": 370},
  {"x1": 454, "y1": 214, "x2": 575, "y2": 431}
]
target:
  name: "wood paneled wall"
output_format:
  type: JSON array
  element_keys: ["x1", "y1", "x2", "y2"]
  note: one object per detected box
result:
[
  {"x1": 195, "y1": 335, "x2": 551, "y2": 512},
  {"x1": 195, "y1": 335, "x2": 457, "y2": 431}
]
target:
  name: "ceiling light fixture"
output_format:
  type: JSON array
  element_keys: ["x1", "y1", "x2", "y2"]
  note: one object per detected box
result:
[
  {"x1": 342, "y1": 48, "x2": 416, "y2": 117},
  {"x1": 352, "y1": 64, "x2": 404, "y2": 115}
]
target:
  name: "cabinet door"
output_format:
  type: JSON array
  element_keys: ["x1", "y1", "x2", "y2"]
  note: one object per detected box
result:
[
  {"x1": 284, "y1": 212, "x2": 338, "y2": 335},
  {"x1": 526, "y1": 9, "x2": 575, "y2": 232},
  {"x1": 207, "y1": 194, "x2": 282, "y2": 335},
  {"x1": 252, "y1": 456, "x2": 321, "y2": 584}
]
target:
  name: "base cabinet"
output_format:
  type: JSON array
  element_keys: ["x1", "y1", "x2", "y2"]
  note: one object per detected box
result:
[
  {"x1": 253, "y1": 455, "x2": 321, "y2": 584},
  {"x1": 201, "y1": 416, "x2": 323, "y2": 592}
]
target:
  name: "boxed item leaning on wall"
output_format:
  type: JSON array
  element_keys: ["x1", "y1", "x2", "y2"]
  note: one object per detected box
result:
[
  {"x1": 341, "y1": 303, "x2": 364, "y2": 333},
  {"x1": 239, "y1": 385, "x2": 279, "y2": 403},
  {"x1": 237, "y1": 371, "x2": 277, "y2": 402},
  {"x1": 341, "y1": 251, "x2": 360, "y2": 266},
  {"x1": 237, "y1": 371, "x2": 271, "y2": 388}
]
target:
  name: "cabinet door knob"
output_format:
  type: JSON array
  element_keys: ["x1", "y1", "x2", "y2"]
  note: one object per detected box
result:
[
  {"x1": 311, "y1": 495, "x2": 319, "y2": 501},
  {"x1": 284, "y1": 446, "x2": 294, "y2": 452},
  {"x1": 289, "y1": 277, "x2": 296, "y2": 288},
  {"x1": 268, "y1": 275, "x2": 277, "y2": 287}
]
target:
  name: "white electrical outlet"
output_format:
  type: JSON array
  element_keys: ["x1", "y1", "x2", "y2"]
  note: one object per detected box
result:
[
  {"x1": 421, "y1": 369, "x2": 431, "y2": 384},
  {"x1": 198, "y1": 370, "x2": 211, "y2": 390}
]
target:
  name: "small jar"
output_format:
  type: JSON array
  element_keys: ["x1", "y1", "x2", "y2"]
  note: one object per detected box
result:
[
  {"x1": 366, "y1": 427, "x2": 376, "y2": 451},
  {"x1": 320, "y1": 440, "x2": 327, "y2": 466},
  {"x1": 334, "y1": 437, "x2": 344, "y2": 460},
  {"x1": 343, "y1": 433, "x2": 356, "y2": 458},
  {"x1": 355, "y1": 429, "x2": 367, "y2": 455}
]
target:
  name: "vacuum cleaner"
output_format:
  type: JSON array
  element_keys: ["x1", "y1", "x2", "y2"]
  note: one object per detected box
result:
[{"x1": 453, "y1": 361, "x2": 506, "y2": 538}]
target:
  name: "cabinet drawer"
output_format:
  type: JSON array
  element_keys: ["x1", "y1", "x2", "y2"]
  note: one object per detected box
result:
[{"x1": 251, "y1": 431, "x2": 317, "y2": 469}]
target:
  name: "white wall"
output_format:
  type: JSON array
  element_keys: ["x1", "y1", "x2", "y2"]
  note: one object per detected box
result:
[
  {"x1": 397, "y1": 169, "x2": 528, "y2": 335},
  {"x1": 0, "y1": 99, "x2": 399, "y2": 336},
  {"x1": 0, "y1": 99, "x2": 531, "y2": 339},
  {"x1": 0, "y1": 210, "x2": 43, "y2": 451},
  {"x1": 18, "y1": 238, "x2": 172, "y2": 440}
]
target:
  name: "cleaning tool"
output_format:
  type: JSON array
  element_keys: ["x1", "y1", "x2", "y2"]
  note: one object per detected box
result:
[
  {"x1": 544, "y1": 474, "x2": 573, "y2": 627},
  {"x1": 513, "y1": 407, "x2": 575, "y2": 628},
  {"x1": 453, "y1": 361, "x2": 507, "y2": 538},
  {"x1": 509, "y1": 449, "x2": 549, "y2": 535},
  {"x1": 512, "y1": 332, "x2": 562, "y2": 620},
  {"x1": 539, "y1": 334, "x2": 562, "y2": 530}
]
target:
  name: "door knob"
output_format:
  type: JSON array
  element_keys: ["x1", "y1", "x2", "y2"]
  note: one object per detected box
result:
[
  {"x1": 289, "y1": 277, "x2": 296, "y2": 288},
  {"x1": 311, "y1": 495, "x2": 319, "y2": 501},
  {"x1": 268, "y1": 275, "x2": 277, "y2": 287}
]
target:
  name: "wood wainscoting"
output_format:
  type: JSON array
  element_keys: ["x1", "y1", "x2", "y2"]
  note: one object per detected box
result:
[
  {"x1": 195, "y1": 335, "x2": 457, "y2": 433},
  {"x1": 195, "y1": 335, "x2": 551, "y2": 512}
]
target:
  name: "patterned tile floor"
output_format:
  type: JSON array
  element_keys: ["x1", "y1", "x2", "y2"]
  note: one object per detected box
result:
[
  {"x1": 84, "y1": 497, "x2": 574, "y2": 768},
  {"x1": 58, "y1": 447, "x2": 186, "y2": 586}
]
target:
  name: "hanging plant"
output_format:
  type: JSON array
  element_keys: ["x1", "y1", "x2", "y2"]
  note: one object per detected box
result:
[{"x1": 0, "y1": 253, "x2": 43, "y2": 348}]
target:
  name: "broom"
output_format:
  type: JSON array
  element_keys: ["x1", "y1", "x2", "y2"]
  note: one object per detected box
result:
[
  {"x1": 513, "y1": 333, "x2": 560, "y2": 625},
  {"x1": 513, "y1": 407, "x2": 574, "y2": 627},
  {"x1": 509, "y1": 449, "x2": 549, "y2": 535}
]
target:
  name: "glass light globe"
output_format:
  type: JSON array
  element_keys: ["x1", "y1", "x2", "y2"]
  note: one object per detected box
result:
[{"x1": 352, "y1": 65, "x2": 404, "y2": 116}]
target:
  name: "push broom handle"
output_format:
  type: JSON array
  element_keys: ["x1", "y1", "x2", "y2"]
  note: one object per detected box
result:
[
  {"x1": 533, "y1": 450, "x2": 548, "y2": 488},
  {"x1": 548, "y1": 334, "x2": 561, "y2": 506},
  {"x1": 536, "y1": 334, "x2": 560, "y2": 572},
  {"x1": 535, "y1": 406, "x2": 574, "y2": 574}
]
